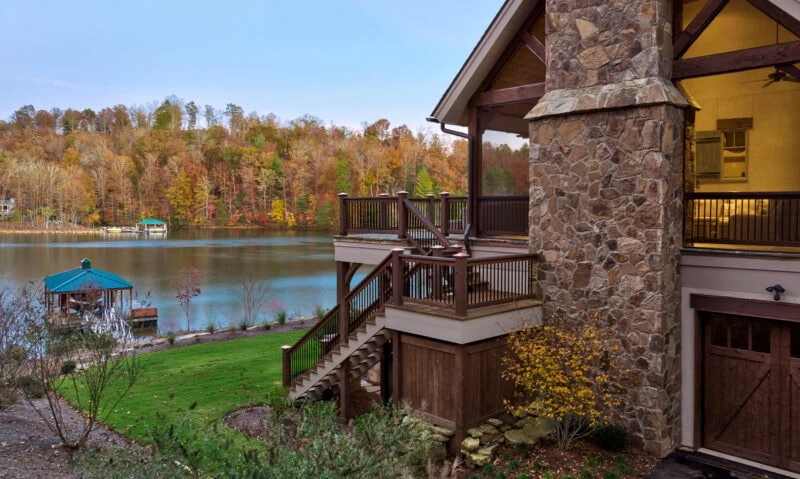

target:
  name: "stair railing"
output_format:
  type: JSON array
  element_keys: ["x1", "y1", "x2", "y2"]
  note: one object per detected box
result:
[
  {"x1": 399, "y1": 192, "x2": 458, "y2": 255},
  {"x1": 283, "y1": 253, "x2": 394, "y2": 387}
]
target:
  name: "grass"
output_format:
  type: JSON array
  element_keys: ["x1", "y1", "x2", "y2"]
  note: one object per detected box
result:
[{"x1": 61, "y1": 329, "x2": 306, "y2": 441}]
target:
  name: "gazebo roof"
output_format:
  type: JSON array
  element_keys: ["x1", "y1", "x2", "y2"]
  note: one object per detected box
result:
[
  {"x1": 43, "y1": 258, "x2": 133, "y2": 294},
  {"x1": 137, "y1": 218, "x2": 166, "y2": 225}
]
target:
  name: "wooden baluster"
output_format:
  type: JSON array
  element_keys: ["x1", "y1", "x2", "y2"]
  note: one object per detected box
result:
[
  {"x1": 379, "y1": 193, "x2": 389, "y2": 231},
  {"x1": 431, "y1": 245, "x2": 444, "y2": 301},
  {"x1": 454, "y1": 253, "x2": 469, "y2": 316}
]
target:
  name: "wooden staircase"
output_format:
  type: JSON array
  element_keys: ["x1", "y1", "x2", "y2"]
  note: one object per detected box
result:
[{"x1": 289, "y1": 314, "x2": 389, "y2": 401}]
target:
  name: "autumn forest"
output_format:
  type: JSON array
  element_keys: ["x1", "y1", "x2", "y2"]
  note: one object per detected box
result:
[{"x1": 0, "y1": 98, "x2": 528, "y2": 228}]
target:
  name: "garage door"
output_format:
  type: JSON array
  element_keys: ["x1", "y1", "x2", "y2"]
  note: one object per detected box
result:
[{"x1": 703, "y1": 312, "x2": 800, "y2": 473}]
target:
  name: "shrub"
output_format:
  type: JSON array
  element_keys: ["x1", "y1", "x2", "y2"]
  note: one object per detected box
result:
[
  {"x1": 238, "y1": 318, "x2": 251, "y2": 331},
  {"x1": 502, "y1": 311, "x2": 623, "y2": 450},
  {"x1": 593, "y1": 424, "x2": 629, "y2": 452},
  {"x1": 18, "y1": 375, "x2": 45, "y2": 399},
  {"x1": 61, "y1": 360, "x2": 77, "y2": 375},
  {"x1": 166, "y1": 331, "x2": 176, "y2": 345},
  {"x1": 314, "y1": 304, "x2": 326, "y2": 320},
  {"x1": 273, "y1": 309, "x2": 287, "y2": 326},
  {"x1": 262, "y1": 322, "x2": 272, "y2": 330},
  {"x1": 204, "y1": 318, "x2": 217, "y2": 334}
]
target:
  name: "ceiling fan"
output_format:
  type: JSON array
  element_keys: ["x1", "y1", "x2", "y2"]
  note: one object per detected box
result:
[
  {"x1": 743, "y1": 23, "x2": 800, "y2": 88},
  {"x1": 752, "y1": 65, "x2": 800, "y2": 88}
]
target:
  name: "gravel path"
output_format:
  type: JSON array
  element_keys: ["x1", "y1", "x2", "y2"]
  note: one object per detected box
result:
[{"x1": 0, "y1": 396, "x2": 129, "y2": 479}]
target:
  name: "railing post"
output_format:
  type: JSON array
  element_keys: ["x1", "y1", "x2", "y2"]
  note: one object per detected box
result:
[
  {"x1": 426, "y1": 193, "x2": 436, "y2": 225},
  {"x1": 281, "y1": 345, "x2": 291, "y2": 387},
  {"x1": 378, "y1": 192, "x2": 389, "y2": 231},
  {"x1": 391, "y1": 248, "x2": 405, "y2": 306},
  {"x1": 338, "y1": 192, "x2": 348, "y2": 236},
  {"x1": 440, "y1": 191, "x2": 450, "y2": 237},
  {"x1": 454, "y1": 253, "x2": 469, "y2": 317},
  {"x1": 397, "y1": 191, "x2": 408, "y2": 240}
]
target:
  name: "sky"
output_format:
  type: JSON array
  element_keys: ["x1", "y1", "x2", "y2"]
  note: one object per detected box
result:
[{"x1": 0, "y1": 0, "x2": 504, "y2": 133}]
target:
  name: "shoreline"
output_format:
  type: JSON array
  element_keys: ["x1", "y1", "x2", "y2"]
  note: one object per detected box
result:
[{"x1": 0, "y1": 225, "x2": 333, "y2": 235}]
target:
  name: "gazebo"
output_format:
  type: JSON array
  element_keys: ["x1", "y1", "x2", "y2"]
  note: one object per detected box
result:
[
  {"x1": 43, "y1": 258, "x2": 133, "y2": 318},
  {"x1": 136, "y1": 218, "x2": 167, "y2": 233}
]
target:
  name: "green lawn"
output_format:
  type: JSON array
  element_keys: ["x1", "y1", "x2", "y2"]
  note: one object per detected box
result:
[{"x1": 62, "y1": 330, "x2": 306, "y2": 441}]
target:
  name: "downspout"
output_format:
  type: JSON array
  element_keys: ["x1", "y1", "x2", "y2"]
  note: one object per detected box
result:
[{"x1": 426, "y1": 118, "x2": 473, "y2": 256}]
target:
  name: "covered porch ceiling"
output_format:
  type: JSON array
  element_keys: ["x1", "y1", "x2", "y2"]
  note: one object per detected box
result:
[{"x1": 429, "y1": 0, "x2": 545, "y2": 136}]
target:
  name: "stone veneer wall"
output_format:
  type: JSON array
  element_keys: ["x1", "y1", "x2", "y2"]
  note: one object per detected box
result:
[
  {"x1": 524, "y1": 0, "x2": 687, "y2": 458},
  {"x1": 528, "y1": 105, "x2": 684, "y2": 456}
]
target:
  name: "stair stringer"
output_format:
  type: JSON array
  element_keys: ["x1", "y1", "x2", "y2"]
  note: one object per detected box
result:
[{"x1": 290, "y1": 313, "x2": 389, "y2": 401}]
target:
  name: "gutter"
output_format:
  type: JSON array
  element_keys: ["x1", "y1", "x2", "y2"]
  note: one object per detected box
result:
[{"x1": 426, "y1": 118, "x2": 473, "y2": 256}]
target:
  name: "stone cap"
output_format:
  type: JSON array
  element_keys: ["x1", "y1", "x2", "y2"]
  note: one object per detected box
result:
[{"x1": 525, "y1": 77, "x2": 689, "y2": 120}]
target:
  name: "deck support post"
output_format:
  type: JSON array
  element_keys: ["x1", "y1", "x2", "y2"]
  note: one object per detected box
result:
[
  {"x1": 336, "y1": 260, "x2": 353, "y2": 421},
  {"x1": 380, "y1": 340, "x2": 392, "y2": 403}
]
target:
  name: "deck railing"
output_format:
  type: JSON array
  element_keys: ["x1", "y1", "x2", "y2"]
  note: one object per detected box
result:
[
  {"x1": 392, "y1": 250, "x2": 538, "y2": 317},
  {"x1": 478, "y1": 196, "x2": 529, "y2": 236},
  {"x1": 339, "y1": 192, "x2": 526, "y2": 239},
  {"x1": 684, "y1": 192, "x2": 800, "y2": 247},
  {"x1": 283, "y1": 249, "x2": 540, "y2": 386}
]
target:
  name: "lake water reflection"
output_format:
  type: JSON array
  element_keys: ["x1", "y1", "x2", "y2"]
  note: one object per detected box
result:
[{"x1": 0, "y1": 229, "x2": 345, "y2": 333}]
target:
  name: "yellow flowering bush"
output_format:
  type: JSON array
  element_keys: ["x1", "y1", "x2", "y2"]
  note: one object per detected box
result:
[{"x1": 502, "y1": 312, "x2": 623, "y2": 449}]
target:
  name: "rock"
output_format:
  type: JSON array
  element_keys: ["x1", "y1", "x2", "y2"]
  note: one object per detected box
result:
[
  {"x1": 464, "y1": 445, "x2": 498, "y2": 468},
  {"x1": 478, "y1": 424, "x2": 499, "y2": 435},
  {"x1": 487, "y1": 418, "x2": 504, "y2": 427},
  {"x1": 499, "y1": 424, "x2": 512, "y2": 432},
  {"x1": 428, "y1": 425, "x2": 455, "y2": 437},
  {"x1": 466, "y1": 427, "x2": 483, "y2": 439},
  {"x1": 429, "y1": 433, "x2": 450, "y2": 443},
  {"x1": 504, "y1": 417, "x2": 554, "y2": 445},
  {"x1": 460, "y1": 437, "x2": 480, "y2": 452}
]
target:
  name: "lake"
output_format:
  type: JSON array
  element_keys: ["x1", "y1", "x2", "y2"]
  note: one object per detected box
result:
[{"x1": 0, "y1": 229, "x2": 345, "y2": 334}]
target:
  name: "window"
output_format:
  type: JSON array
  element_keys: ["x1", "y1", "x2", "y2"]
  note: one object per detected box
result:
[
  {"x1": 695, "y1": 118, "x2": 751, "y2": 182},
  {"x1": 721, "y1": 129, "x2": 747, "y2": 180}
]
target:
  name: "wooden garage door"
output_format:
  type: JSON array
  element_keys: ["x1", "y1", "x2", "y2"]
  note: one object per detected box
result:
[{"x1": 703, "y1": 313, "x2": 800, "y2": 473}]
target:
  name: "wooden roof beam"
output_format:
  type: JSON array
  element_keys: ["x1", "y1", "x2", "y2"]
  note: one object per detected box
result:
[
  {"x1": 469, "y1": 83, "x2": 545, "y2": 108},
  {"x1": 522, "y1": 32, "x2": 545, "y2": 63},
  {"x1": 673, "y1": 40, "x2": 800, "y2": 78},
  {"x1": 778, "y1": 63, "x2": 800, "y2": 80},
  {"x1": 746, "y1": 0, "x2": 800, "y2": 39},
  {"x1": 673, "y1": 0, "x2": 729, "y2": 59}
]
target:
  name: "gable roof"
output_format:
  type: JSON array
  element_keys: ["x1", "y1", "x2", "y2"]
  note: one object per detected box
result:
[
  {"x1": 43, "y1": 258, "x2": 133, "y2": 293},
  {"x1": 137, "y1": 218, "x2": 166, "y2": 225},
  {"x1": 429, "y1": 0, "x2": 541, "y2": 127},
  {"x1": 429, "y1": 0, "x2": 800, "y2": 127}
]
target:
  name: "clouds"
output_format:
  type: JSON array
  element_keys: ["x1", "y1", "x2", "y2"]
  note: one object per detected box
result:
[{"x1": 1, "y1": 74, "x2": 88, "y2": 90}]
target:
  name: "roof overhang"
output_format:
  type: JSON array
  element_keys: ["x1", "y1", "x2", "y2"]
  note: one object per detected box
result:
[{"x1": 429, "y1": 0, "x2": 541, "y2": 127}]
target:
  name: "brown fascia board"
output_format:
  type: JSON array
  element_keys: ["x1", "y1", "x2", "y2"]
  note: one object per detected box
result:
[{"x1": 429, "y1": 0, "x2": 539, "y2": 126}]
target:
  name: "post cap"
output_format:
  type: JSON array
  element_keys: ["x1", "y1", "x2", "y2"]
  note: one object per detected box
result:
[
  {"x1": 391, "y1": 247, "x2": 406, "y2": 252},
  {"x1": 397, "y1": 190, "x2": 408, "y2": 195},
  {"x1": 281, "y1": 345, "x2": 292, "y2": 350},
  {"x1": 338, "y1": 192, "x2": 348, "y2": 197},
  {"x1": 440, "y1": 191, "x2": 450, "y2": 196},
  {"x1": 431, "y1": 245, "x2": 444, "y2": 249},
  {"x1": 378, "y1": 193, "x2": 389, "y2": 197},
  {"x1": 454, "y1": 252, "x2": 469, "y2": 258}
]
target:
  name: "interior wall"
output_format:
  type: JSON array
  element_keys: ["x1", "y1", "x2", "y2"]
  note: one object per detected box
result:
[{"x1": 680, "y1": 0, "x2": 800, "y2": 192}]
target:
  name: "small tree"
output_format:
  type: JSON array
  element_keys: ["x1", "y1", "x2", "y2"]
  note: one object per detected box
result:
[
  {"x1": 240, "y1": 274, "x2": 271, "y2": 330},
  {"x1": 21, "y1": 284, "x2": 140, "y2": 449},
  {"x1": 502, "y1": 311, "x2": 623, "y2": 449},
  {"x1": 173, "y1": 266, "x2": 203, "y2": 332},
  {"x1": 0, "y1": 286, "x2": 34, "y2": 407}
]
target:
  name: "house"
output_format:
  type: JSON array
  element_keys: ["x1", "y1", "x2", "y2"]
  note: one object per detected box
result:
[
  {"x1": 283, "y1": 0, "x2": 800, "y2": 472},
  {"x1": 1, "y1": 198, "x2": 15, "y2": 216}
]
